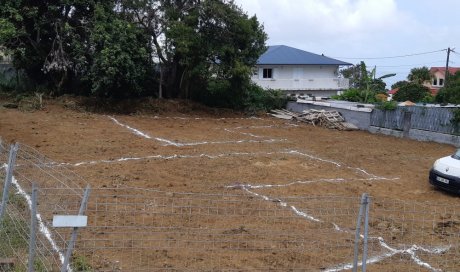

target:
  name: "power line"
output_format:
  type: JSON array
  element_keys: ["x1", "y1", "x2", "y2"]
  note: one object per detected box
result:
[
  {"x1": 375, "y1": 60, "x2": 445, "y2": 68},
  {"x1": 332, "y1": 49, "x2": 447, "y2": 60}
]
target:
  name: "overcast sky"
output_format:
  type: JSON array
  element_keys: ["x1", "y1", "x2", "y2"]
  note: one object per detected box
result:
[{"x1": 233, "y1": 0, "x2": 460, "y2": 88}]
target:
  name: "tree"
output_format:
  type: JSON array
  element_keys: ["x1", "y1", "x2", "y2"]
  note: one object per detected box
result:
[
  {"x1": 124, "y1": 0, "x2": 267, "y2": 103},
  {"x1": 407, "y1": 66, "x2": 431, "y2": 84},
  {"x1": 0, "y1": 1, "x2": 157, "y2": 97},
  {"x1": 393, "y1": 82, "x2": 430, "y2": 102},
  {"x1": 391, "y1": 80, "x2": 409, "y2": 90},
  {"x1": 1, "y1": 0, "x2": 267, "y2": 108},
  {"x1": 338, "y1": 61, "x2": 395, "y2": 103},
  {"x1": 85, "y1": 3, "x2": 154, "y2": 97},
  {"x1": 340, "y1": 62, "x2": 366, "y2": 89}
]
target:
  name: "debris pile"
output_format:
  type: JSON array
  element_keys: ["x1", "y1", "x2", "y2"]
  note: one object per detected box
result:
[{"x1": 270, "y1": 109, "x2": 358, "y2": 131}]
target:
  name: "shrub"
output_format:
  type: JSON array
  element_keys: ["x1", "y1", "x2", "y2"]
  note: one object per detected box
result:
[
  {"x1": 377, "y1": 100, "x2": 397, "y2": 110},
  {"x1": 243, "y1": 84, "x2": 287, "y2": 114},
  {"x1": 393, "y1": 82, "x2": 430, "y2": 102},
  {"x1": 334, "y1": 88, "x2": 363, "y2": 102}
]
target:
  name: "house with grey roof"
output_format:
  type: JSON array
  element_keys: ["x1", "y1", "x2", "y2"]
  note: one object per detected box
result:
[{"x1": 252, "y1": 45, "x2": 352, "y2": 97}]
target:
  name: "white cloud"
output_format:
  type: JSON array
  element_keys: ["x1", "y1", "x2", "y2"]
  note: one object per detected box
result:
[
  {"x1": 237, "y1": 0, "x2": 408, "y2": 46},
  {"x1": 234, "y1": 0, "x2": 460, "y2": 86}
]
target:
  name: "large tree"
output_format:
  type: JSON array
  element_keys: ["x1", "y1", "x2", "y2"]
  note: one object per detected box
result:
[
  {"x1": 0, "y1": 0, "x2": 267, "y2": 105},
  {"x1": 123, "y1": 0, "x2": 267, "y2": 101}
]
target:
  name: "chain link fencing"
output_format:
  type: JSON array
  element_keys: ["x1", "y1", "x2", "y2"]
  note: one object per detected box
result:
[{"x1": 1, "y1": 141, "x2": 460, "y2": 271}]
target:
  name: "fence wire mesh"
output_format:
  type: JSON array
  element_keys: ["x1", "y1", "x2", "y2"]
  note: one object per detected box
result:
[{"x1": 1, "y1": 142, "x2": 460, "y2": 271}]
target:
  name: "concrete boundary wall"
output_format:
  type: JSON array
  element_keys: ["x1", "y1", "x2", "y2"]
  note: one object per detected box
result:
[
  {"x1": 287, "y1": 101, "x2": 371, "y2": 130},
  {"x1": 287, "y1": 101, "x2": 460, "y2": 147}
]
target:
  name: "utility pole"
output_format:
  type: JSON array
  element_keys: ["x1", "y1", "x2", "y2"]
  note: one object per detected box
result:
[{"x1": 445, "y1": 47, "x2": 452, "y2": 86}]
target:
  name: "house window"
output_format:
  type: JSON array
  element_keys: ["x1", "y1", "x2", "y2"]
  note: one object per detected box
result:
[
  {"x1": 263, "y1": 68, "x2": 273, "y2": 79},
  {"x1": 439, "y1": 78, "x2": 444, "y2": 86},
  {"x1": 433, "y1": 78, "x2": 438, "y2": 86}
]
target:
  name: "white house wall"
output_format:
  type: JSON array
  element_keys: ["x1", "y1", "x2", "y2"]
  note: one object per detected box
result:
[{"x1": 252, "y1": 65, "x2": 349, "y2": 94}]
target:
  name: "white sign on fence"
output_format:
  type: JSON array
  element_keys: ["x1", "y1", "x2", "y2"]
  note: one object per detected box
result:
[{"x1": 52, "y1": 215, "x2": 88, "y2": 228}]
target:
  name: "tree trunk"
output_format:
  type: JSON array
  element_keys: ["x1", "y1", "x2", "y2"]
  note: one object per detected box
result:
[{"x1": 158, "y1": 64, "x2": 163, "y2": 99}]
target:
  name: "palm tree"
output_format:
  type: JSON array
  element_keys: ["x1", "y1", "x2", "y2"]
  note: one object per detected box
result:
[{"x1": 407, "y1": 66, "x2": 431, "y2": 84}]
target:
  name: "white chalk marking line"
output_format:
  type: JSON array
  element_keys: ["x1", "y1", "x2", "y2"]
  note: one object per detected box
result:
[
  {"x1": 55, "y1": 151, "x2": 285, "y2": 167},
  {"x1": 227, "y1": 177, "x2": 398, "y2": 190},
  {"x1": 323, "y1": 236, "x2": 450, "y2": 272},
  {"x1": 224, "y1": 128, "x2": 266, "y2": 139},
  {"x1": 231, "y1": 183, "x2": 448, "y2": 271},
  {"x1": 109, "y1": 116, "x2": 286, "y2": 146},
  {"x1": 223, "y1": 123, "x2": 299, "y2": 139},
  {"x1": 6, "y1": 173, "x2": 67, "y2": 270},
  {"x1": 239, "y1": 185, "x2": 321, "y2": 222},
  {"x1": 55, "y1": 149, "x2": 399, "y2": 182},
  {"x1": 108, "y1": 116, "x2": 181, "y2": 146},
  {"x1": 151, "y1": 116, "x2": 265, "y2": 120}
]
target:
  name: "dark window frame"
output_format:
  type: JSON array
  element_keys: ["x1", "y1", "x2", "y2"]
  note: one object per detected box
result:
[{"x1": 263, "y1": 68, "x2": 273, "y2": 79}]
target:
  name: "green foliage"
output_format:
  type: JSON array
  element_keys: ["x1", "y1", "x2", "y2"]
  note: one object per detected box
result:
[
  {"x1": 196, "y1": 80, "x2": 286, "y2": 113},
  {"x1": 0, "y1": 19, "x2": 16, "y2": 44},
  {"x1": 340, "y1": 63, "x2": 365, "y2": 89},
  {"x1": 393, "y1": 82, "x2": 430, "y2": 102},
  {"x1": 333, "y1": 88, "x2": 365, "y2": 102},
  {"x1": 0, "y1": 214, "x2": 28, "y2": 258},
  {"x1": 391, "y1": 80, "x2": 409, "y2": 90},
  {"x1": 72, "y1": 255, "x2": 93, "y2": 271},
  {"x1": 0, "y1": 0, "x2": 268, "y2": 110},
  {"x1": 435, "y1": 71, "x2": 460, "y2": 104},
  {"x1": 338, "y1": 61, "x2": 394, "y2": 103},
  {"x1": 407, "y1": 66, "x2": 431, "y2": 84},
  {"x1": 377, "y1": 100, "x2": 398, "y2": 110},
  {"x1": 197, "y1": 78, "x2": 233, "y2": 108},
  {"x1": 85, "y1": 4, "x2": 153, "y2": 98},
  {"x1": 333, "y1": 88, "x2": 377, "y2": 103},
  {"x1": 243, "y1": 85, "x2": 287, "y2": 114}
]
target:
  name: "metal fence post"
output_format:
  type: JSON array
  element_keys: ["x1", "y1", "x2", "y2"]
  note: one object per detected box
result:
[
  {"x1": 362, "y1": 194, "x2": 370, "y2": 272},
  {"x1": 0, "y1": 143, "x2": 19, "y2": 223},
  {"x1": 28, "y1": 183, "x2": 38, "y2": 272},
  {"x1": 61, "y1": 185, "x2": 91, "y2": 272},
  {"x1": 353, "y1": 193, "x2": 367, "y2": 272}
]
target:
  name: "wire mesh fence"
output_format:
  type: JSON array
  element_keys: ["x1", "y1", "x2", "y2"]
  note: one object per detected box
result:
[{"x1": 1, "y1": 141, "x2": 460, "y2": 271}]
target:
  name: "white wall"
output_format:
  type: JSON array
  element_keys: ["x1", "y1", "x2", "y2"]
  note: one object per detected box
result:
[
  {"x1": 253, "y1": 65, "x2": 337, "y2": 80},
  {"x1": 251, "y1": 65, "x2": 349, "y2": 94}
]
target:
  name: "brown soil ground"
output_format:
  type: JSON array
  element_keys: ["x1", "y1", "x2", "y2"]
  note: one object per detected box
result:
[{"x1": 1, "y1": 96, "x2": 459, "y2": 271}]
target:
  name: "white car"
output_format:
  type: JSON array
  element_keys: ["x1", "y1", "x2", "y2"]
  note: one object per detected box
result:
[{"x1": 429, "y1": 149, "x2": 460, "y2": 193}]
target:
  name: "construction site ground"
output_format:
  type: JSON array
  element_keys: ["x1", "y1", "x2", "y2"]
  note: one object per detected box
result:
[
  {"x1": 0, "y1": 97, "x2": 458, "y2": 271},
  {"x1": 0, "y1": 98, "x2": 454, "y2": 201}
]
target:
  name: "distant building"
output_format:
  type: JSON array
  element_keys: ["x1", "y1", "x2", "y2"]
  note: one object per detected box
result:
[
  {"x1": 252, "y1": 45, "x2": 352, "y2": 97},
  {"x1": 424, "y1": 67, "x2": 460, "y2": 94}
]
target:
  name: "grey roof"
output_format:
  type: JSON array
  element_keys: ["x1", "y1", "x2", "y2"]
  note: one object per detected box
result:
[{"x1": 257, "y1": 45, "x2": 352, "y2": 66}]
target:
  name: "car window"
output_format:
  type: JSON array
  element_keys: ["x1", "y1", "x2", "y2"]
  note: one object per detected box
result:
[{"x1": 452, "y1": 149, "x2": 460, "y2": 160}]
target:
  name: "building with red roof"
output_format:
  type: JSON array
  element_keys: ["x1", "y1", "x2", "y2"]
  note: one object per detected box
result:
[{"x1": 424, "y1": 67, "x2": 460, "y2": 94}]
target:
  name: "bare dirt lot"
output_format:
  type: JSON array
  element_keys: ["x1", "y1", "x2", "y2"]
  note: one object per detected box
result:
[
  {"x1": 1, "y1": 98, "x2": 459, "y2": 271},
  {"x1": 0, "y1": 98, "x2": 454, "y2": 200}
]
